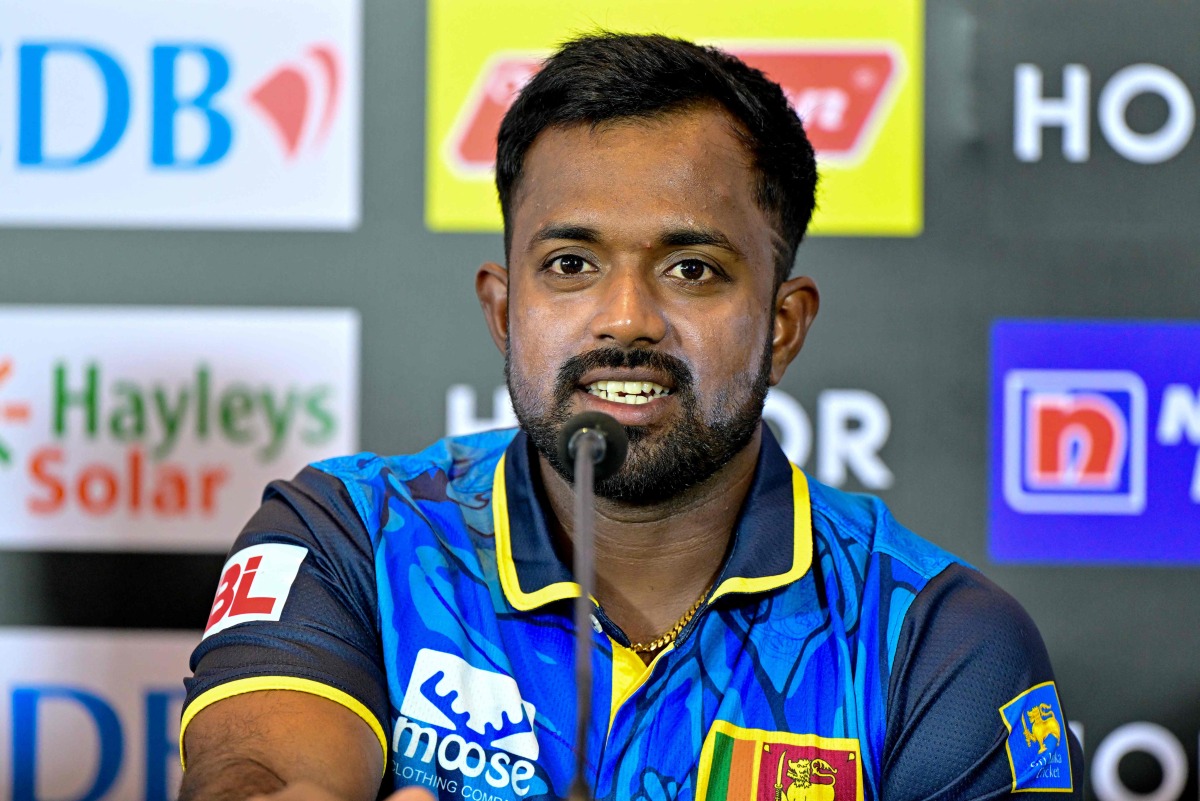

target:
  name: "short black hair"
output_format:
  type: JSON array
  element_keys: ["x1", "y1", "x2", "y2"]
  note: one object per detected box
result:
[{"x1": 495, "y1": 32, "x2": 818, "y2": 284}]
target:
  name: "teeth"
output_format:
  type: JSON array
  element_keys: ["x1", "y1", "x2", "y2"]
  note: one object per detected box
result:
[{"x1": 584, "y1": 379, "x2": 671, "y2": 404}]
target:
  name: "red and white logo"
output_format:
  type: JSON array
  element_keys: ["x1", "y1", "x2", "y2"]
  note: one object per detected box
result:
[
  {"x1": 249, "y1": 44, "x2": 343, "y2": 161},
  {"x1": 1004, "y1": 369, "x2": 1147, "y2": 514},
  {"x1": 1025, "y1": 392, "x2": 1128, "y2": 490},
  {"x1": 204, "y1": 543, "x2": 307, "y2": 638},
  {"x1": 444, "y1": 43, "x2": 902, "y2": 175}
]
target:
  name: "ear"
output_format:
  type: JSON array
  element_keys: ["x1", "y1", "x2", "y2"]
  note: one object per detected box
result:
[
  {"x1": 769, "y1": 275, "x2": 819, "y2": 385},
  {"x1": 476, "y1": 261, "x2": 510, "y2": 355}
]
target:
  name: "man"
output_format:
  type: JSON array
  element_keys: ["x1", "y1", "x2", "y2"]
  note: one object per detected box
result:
[{"x1": 180, "y1": 33, "x2": 1082, "y2": 801}]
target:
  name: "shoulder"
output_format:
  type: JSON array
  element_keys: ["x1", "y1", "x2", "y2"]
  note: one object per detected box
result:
[
  {"x1": 883, "y1": 563, "x2": 1081, "y2": 797},
  {"x1": 894, "y1": 562, "x2": 1051, "y2": 680},
  {"x1": 804, "y1": 475, "x2": 963, "y2": 583},
  {"x1": 306, "y1": 429, "x2": 518, "y2": 542}
]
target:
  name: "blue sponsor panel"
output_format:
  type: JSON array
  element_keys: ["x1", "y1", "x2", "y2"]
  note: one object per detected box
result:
[{"x1": 990, "y1": 321, "x2": 1200, "y2": 564}]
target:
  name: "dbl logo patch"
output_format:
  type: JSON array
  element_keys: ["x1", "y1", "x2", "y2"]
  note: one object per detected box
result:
[
  {"x1": 999, "y1": 682, "x2": 1073, "y2": 793},
  {"x1": 203, "y1": 543, "x2": 307, "y2": 638},
  {"x1": 1003, "y1": 369, "x2": 1147, "y2": 514}
]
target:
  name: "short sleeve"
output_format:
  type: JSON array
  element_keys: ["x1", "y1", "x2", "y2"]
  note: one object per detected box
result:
[
  {"x1": 181, "y1": 465, "x2": 387, "y2": 766},
  {"x1": 883, "y1": 564, "x2": 1084, "y2": 800}
]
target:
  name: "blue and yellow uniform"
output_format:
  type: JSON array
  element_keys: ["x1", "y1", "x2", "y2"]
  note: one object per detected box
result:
[{"x1": 183, "y1": 427, "x2": 1082, "y2": 800}]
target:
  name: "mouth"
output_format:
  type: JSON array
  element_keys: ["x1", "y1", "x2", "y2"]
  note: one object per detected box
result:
[{"x1": 583, "y1": 379, "x2": 672, "y2": 405}]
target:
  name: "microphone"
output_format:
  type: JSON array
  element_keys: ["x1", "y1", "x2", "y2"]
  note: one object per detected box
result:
[
  {"x1": 556, "y1": 413, "x2": 628, "y2": 801},
  {"x1": 556, "y1": 411, "x2": 628, "y2": 483}
]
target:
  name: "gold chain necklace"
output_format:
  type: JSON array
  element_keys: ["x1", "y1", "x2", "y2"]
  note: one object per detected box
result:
[{"x1": 628, "y1": 582, "x2": 713, "y2": 654}]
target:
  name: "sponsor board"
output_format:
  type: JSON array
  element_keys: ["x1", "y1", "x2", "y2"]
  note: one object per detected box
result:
[
  {"x1": 979, "y1": 0, "x2": 1198, "y2": 238},
  {"x1": 425, "y1": 0, "x2": 923, "y2": 236},
  {"x1": 0, "y1": 0, "x2": 361, "y2": 229},
  {"x1": 990, "y1": 321, "x2": 1200, "y2": 563},
  {"x1": 0, "y1": 307, "x2": 358, "y2": 551},
  {"x1": 447, "y1": 385, "x2": 895, "y2": 491},
  {"x1": 0, "y1": 628, "x2": 196, "y2": 801}
]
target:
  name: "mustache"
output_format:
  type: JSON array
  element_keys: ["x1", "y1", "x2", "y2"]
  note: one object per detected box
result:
[{"x1": 552, "y1": 347, "x2": 694, "y2": 405}]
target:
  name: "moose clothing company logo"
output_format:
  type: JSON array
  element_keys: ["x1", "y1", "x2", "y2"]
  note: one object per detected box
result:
[
  {"x1": 393, "y1": 649, "x2": 540, "y2": 797},
  {"x1": 998, "y1": 682, "x2": 1073, "y2": 793},
  {"x1": 425, "y1": 0, "x2": 922, "y2": 236},
  {"x1": 990, "y1": 321, "x2": 1200, "y2": 564},
  {"x1": 0, "y1": 307, "x2": 358, "y2": 551},
  {"x1": 696, "y1": 721, "x2": 862, "y2": 801},
  {"x1": 0, "y1": 0, "x2": 361, "y2": 229}
]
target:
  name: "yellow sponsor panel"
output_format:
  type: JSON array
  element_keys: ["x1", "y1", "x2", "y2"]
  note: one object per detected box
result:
[{"x1": 426, "y1": 0, "x2": 922, "y2": 236}]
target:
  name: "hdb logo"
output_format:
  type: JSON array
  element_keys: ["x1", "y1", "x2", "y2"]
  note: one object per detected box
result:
[
  {"x1": 12, "y1": 40, "x2": 341, "y2": 168},
  {"x1": 1004, "y1": 370, "x2": 1147, "y2": 514}
]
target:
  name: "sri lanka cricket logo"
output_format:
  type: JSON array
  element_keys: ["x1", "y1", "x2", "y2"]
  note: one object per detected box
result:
[
  {"x1": 1022, "y1": 703, "x2": 1062, "y2": 755},
  {"x1": 999, "y1": 682, "x2": 1073, "y2": 793},
  {"x1": 695, "y1": 721, "x2": 862, "y2": 801}
]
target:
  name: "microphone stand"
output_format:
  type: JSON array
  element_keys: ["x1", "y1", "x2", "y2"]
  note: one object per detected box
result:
[
  {"x1": 557, "y1": 412, "x2": 625, "y2": 801},
  {"x1": 567, "y1": 428, "x2": 602, "y2": 801}
]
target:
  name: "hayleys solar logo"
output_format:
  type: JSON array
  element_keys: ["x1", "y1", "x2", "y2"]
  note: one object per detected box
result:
[
  {"x1": 990, "y1": 321, "x2": 1200, "y2": 564},
  {"x1": 0, "y1": 0, "x2": 361, "y2": 229},
  {"x1": 0, "y1": 307, "x2": 358, "y2": 551},
  {"x1": 393, "y1": 649, "x2": 541, "y2": 797},
  {"x1": 425, "y1": 0, "x2": 922, "y2": 235}
]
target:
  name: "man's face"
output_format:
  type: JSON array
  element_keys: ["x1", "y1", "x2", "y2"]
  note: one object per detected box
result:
[{"x1": 493, "y1": 106, "x2": 800, "y2": 503}]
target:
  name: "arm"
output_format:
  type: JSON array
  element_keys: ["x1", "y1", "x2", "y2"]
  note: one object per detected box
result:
[
  {"x1": 882, "y1": 564, "x2": 1084, "y2": 800},
  {"x1": 180, "y1": 466, "x2": 393, "y2": 800},
  {"x1": 179, "y1": 691, "x2": 382, "y2": 801}
]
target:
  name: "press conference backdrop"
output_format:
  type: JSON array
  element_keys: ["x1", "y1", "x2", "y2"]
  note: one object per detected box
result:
[{"x1": 0, "y1": 0, "x2": 1196, "y2": 799}]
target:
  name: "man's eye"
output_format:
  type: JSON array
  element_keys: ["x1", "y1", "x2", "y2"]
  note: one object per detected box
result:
[
  {"x1": 547, "y1": 255, "x2": 597, "y2": 275},
  {"x1": 666, "y1": 259, "x2": 715, "y2": 281}
]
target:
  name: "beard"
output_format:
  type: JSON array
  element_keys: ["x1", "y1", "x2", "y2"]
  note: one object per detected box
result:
[{"x1": 506, "y1": 336, "x2": 772, "y2": 505}]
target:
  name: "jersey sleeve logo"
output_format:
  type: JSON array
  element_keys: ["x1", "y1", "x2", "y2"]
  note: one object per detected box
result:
[
  {"x1": 203, "y1": 543, "x2": 308, "y2": 638},
  {"x1": 999, "y1": 681, "x2": 1074, "y2": 793},
  {"x1": 696, "y1": 721, "x2": 863, "y2": 801}
]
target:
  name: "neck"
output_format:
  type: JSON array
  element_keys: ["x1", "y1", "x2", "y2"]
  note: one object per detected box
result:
[{"x1": 539, "y1": 426, "x2": 762, "y2": 650}]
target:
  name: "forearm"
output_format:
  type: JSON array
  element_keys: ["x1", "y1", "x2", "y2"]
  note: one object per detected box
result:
[{"x1": 178, "y1": 755, "x2": 286, "y2": 801}]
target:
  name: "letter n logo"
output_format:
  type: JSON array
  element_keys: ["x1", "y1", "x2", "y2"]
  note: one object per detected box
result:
[{"x1": 1004, "y1": 370, "x2": 1147, "y2": 514}]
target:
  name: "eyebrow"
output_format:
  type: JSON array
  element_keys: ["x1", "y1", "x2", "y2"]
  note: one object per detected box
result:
[
  {"x1": 529, "y1": 223, "x2": 742, "y2": 256},
  {"x1": 530, "y1": 224, "x2": 602, "y2": 247},
  {"x1": 659, "y1": 228, "x2": 740, "y2": 255}
]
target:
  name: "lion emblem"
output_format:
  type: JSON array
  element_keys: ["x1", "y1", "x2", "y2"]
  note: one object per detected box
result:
[
  {"x1": 1022, "y1": 703, "x2": 1062, "y2": 754},
  {"x1": 775, "y1": 756, "x2": 837, "y2": 801}
]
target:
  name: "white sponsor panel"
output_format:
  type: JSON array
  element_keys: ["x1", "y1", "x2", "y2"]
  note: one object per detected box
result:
[
  {"x1": 0, "y1": 0, "x2": 362, "y2": 229},
  {"x1": 446, "y1": 385, "x2": 895, "y2": 490},
  {"x1": 0, "y1": 628, "x2": 197, "y2": 801},
  {"x1": 203, "y1": 543, "x2": 307, "y2": 638},
  {"x1": 0, "y1": 306, "x2": 359, "y2": 551}
]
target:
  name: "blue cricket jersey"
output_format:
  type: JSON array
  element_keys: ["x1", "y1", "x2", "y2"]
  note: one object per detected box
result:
[{"x1": 183, "y1": 427, "x2": 1082, "y2": 800}]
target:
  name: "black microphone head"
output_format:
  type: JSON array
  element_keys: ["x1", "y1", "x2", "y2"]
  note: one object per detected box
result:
[{"x1": 557, "y1": 411, "x2": 629, "y2": 482}]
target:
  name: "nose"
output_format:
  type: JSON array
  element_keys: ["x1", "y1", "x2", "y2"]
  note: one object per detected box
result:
[{"x1": 588, "y1": 266, "x2": 668, "y2": 347}]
